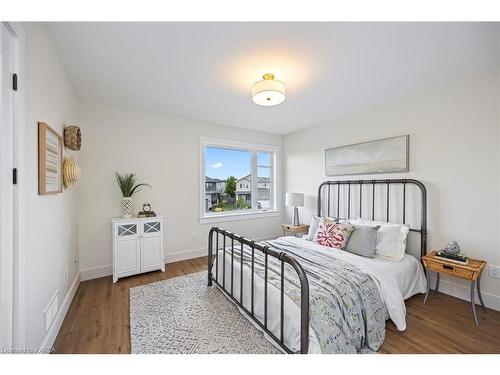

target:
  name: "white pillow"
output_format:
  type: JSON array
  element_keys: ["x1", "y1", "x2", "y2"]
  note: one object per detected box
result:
[
  {"x1": 349, "y1": 218, "x2": 365, "y2": 226},
  {"x1": 350, "y1": 219, "x2": 409, "y2": 261},
  {"x1": 375, "y1": 225, "x2": 408, "y2": 261},
  {"x1": 306, "y1": 216, "x2": 322, "y2": 240}
]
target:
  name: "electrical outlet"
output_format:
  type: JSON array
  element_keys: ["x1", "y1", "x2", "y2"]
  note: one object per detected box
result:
[
  {"x1": 489, "y1": 264, "x2": 500, "y2": 279},
  {"x1": 192, "y1": 232, "x2": 197, "y2": 241}
]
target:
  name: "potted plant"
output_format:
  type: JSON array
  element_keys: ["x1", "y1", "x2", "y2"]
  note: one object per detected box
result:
[{"x1": 115, "y1": 172, "x2": 151, "y2": 218}]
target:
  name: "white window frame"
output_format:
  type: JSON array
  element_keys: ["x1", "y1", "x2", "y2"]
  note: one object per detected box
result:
[{"x1": 199, "y1": 136, "x2": 280, "y2": 224}]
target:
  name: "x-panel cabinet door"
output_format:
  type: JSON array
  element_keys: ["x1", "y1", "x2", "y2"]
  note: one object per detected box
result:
[
  {"x1": 142, "y1": 220, "x2": 161, "y2": 237},
  {"x1": 115, "y1": 222, "x2": 141, "y2": 277},
  {"x1": 141, "y1": 220, "x2": 164, "y2": 272}
]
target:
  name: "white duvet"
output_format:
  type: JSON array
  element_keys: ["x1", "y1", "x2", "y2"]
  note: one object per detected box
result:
[{"x1": 214, "y1": 236, "x2": 426, "y2": 353}]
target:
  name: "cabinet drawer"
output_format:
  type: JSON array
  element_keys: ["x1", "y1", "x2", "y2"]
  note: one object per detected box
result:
[
  {"x1": 426, "y1": 260, "x2": 474, "y2": 280},
  {"x1": 282, "y1": 225, "x2": 309, "y2": 233}
]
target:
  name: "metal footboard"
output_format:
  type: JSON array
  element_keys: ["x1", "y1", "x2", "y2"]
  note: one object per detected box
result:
[{"x1": 207, "y1": 227, "x2": 310, "y2": 354}]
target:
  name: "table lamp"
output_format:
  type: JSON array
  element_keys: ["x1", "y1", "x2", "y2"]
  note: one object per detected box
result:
[{"x1": 285, "y1": 192, "x2": 304, "y2": 226}]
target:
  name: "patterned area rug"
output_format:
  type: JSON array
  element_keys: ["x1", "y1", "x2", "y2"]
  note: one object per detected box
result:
[{"x1": 130, "y1": 271, "x2": 281, "y2": 354}]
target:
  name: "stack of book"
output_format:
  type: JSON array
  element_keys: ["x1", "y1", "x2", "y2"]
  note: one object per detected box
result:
[
  {"x1": 435, "y1": 250, "x2": 469, "y2": 265},
  {"x1": 138, "y1": 211, "x2": 157, "y2": 218}
]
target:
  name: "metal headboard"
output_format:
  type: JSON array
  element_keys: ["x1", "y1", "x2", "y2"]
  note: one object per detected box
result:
[{"x1": 317, "y1": 179, "x2": 427, "y2": 258}]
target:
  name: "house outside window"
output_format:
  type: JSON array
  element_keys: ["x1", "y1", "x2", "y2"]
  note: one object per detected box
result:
[{"x1": 199, "y1": 137, "x2": 279, "y2": 223}]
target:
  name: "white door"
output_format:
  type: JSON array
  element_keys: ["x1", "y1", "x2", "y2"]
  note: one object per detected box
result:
[
  {"x1": 141, "y1": 220, "x2": 163, "y2": 272},
  {"x1": 115, "y1": 223, "x2": 141, "y2": 277},
  {"x1": 0, "y1": 23, "x2": 15, "y2": 349}
]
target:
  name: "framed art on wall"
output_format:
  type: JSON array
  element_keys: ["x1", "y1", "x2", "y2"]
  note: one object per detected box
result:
[
  {"x1": 38, "y1": 122, "x2": 63, "y2": 194},
  {"x1": 325, "y1": 135, "x2": 409, "y2": 176}
]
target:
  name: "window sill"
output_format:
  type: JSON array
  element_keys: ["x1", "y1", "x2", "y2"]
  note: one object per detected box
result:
[{"x1": 199, "y1": 210, "x2": 280, "y2": 224}]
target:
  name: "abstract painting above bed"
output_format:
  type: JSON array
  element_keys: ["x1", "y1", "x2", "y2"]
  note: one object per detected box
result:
[{"x1": 325, "y1": 135, "x2": 409, "y2": 176}]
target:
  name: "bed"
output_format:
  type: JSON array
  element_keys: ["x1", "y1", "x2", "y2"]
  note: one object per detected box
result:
[{"x1": 207, "y1": 179, "x2": 428, "y2": 354}]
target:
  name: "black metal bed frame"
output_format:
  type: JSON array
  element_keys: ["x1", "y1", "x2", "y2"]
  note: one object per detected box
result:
[
  {"x1": 207, "y1": 227, "x2": 310, "y2": 353},
  {"x1": 317, "y1": 179, "x2": 427, "y2": 258},
  {"x1": 207, "y1": 178, "x2": 427, "y2": 354}
]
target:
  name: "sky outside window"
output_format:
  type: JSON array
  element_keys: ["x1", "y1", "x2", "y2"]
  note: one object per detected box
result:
[{"x1": 205, "y1": 147, "x2": 251, "y2": 179}]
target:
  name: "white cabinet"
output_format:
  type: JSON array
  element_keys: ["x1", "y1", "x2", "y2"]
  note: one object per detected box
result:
[{"x1": 112, "y1": 217, "x2": 165, "y2": 283}]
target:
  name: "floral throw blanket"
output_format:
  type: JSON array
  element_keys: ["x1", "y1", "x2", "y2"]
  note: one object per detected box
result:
[{"x1": 227, "y1": 237, "x2": 387, "y2": 353}]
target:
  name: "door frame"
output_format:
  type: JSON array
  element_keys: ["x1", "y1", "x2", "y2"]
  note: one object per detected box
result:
[{"x1": 0, "y1": 22, "x2": 26, "y2": 350}]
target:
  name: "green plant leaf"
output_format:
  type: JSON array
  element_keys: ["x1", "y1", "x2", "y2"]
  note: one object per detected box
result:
[
  {"x1": 130, "y1": 183, "x2": 152, "y2": 197},
  {"x1": 115, "y1": 172, "x2": 151, "y2": 197}
]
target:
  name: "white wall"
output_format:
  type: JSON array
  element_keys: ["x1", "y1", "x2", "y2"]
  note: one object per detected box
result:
[
  {"x1": 283, "y1": 69, "x2": 500, "y2": 309},
  {"x1": 78, "y1": 101, "x2": 283, "y2": 276},
  {"x1": 17, "y1": 25, "x2": 500, "y2": 350},
  {"x1": 22, "y1": 23, "x2": 80, "y2": 348}
]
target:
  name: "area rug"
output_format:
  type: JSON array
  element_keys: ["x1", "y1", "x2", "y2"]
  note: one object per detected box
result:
[{"x1": 130, "y1": 271, "x2": 281, "y2": 354}]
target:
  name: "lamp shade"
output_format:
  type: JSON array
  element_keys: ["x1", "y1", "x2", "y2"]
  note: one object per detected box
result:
[
  {"x1": 252, "y1": 73, "x2": 286, "y2": 106},
  {"x1": 285, "y1": 192, "x2": 304, "y2": 207}
]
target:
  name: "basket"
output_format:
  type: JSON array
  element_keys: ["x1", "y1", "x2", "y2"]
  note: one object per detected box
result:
[
  {"x1": 63, "y1": 157, "x2": 81, "y2": 189},
  {"x1": 64, "y1": 125, "x2": 82, "y2": 151}
]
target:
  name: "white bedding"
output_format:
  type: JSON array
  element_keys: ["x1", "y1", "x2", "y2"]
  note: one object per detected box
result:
[{"x1": 213, "y1": 236, "x2": 426, "y2": 353}]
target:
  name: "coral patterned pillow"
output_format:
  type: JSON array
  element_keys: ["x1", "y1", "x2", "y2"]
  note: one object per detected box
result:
[{"x1": 313, "y1": 221, "x2": 355, "y2": 249}]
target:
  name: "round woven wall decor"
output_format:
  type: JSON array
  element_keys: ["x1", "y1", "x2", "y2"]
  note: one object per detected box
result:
[
  {"x1": 63, "y1": 157, "x2": 81, "y2": 189},
  {"x1": 64, "y1": 125, "x2": 82, "y2": 151}
]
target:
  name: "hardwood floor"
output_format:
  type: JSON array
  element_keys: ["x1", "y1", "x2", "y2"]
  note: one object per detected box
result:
[{"x1": 53, "y1": 256, "x2": 500, "y2": 354}]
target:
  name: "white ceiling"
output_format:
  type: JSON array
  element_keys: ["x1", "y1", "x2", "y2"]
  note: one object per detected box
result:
[{"x1": 45, "y1": 22, "x2": 500, "y2": 135}]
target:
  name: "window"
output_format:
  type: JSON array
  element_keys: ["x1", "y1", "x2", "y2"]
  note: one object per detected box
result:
[{"x1": 200, "y1": 137, "x2": 279, "y2": 223}]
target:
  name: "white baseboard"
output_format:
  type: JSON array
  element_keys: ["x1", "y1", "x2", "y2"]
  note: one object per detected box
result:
[
  {"x1": 79, "y1": 236, "x2": 280, "y2": 282},
  {"x1": 78, "y1": 249, "x2": 208, "y2": 281},
  {"x1": 430, "y1": 275, "x2": 500, "y2": 311},
  {"x1": 164, "y1": 235, "x2": 277, "y2": 264},
  {"x1": 40, "y1": 272, "x2": 80, "y2": 352},
  {"x1": 165, "y1": 247, "x2": 207, "y2": 263},
  {"x1": 80, "y1": 264, "x2": 113, "y2": 281}
]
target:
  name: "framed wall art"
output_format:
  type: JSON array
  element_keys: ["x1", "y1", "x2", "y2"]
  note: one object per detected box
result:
[
  {"x1": 38, "y1": 122, "x2": 63, "y2": 194},
  {"x1": 325, "y1": 135, "x2": 409, "y2": 176}
]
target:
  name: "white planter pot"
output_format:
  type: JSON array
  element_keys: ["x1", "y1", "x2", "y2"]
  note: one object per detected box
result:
[{"x1": 121, "y1": 197, "x2": 133, "y2": 219}]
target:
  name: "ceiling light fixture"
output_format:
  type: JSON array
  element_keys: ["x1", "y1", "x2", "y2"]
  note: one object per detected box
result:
[{"x1": 252, "y1": 73, "x2": 286, "y2": 106}]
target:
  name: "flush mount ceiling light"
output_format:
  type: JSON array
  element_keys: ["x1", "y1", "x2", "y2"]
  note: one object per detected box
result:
[{"x1": 252, "y1": 73, "x2": 286, "y2": 106}]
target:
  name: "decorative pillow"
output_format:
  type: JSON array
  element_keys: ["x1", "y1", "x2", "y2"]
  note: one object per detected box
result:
[
  {"x1": 306, "y1": 216, "x2": 338, "y2": 240},
  {"x1": 350, "y1": 219, "x2": 409, "y2": 261},
  {"x1": 313, "y1": 221, "x2": 355, "y2": 249},
  {"x1": 344, "y1": 225, "x2": 380, "y2": 258}
]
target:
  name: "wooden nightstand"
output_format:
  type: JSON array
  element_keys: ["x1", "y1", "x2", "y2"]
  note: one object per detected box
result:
[
  {"x1": 422, "y1": 251, "x2": 487, "y2": 325},
  {"x1": 281, "y1": 224, "x2": 310, "y2": 237}
]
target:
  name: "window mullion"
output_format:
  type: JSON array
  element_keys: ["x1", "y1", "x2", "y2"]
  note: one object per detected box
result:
[
  {"x1": 201, "y1": 146, "x2": 206, "y2": 216},
  {"x1": 251, "y1": 151, "x2": 258, "y2": 212},
  {"x1": 270, "y1": 153, "x2": 275, "y2": 210}
]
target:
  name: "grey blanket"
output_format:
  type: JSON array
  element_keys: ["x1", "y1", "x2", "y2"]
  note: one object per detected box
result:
[{"x1": 219, "y1": 237, "x2": 387, "y2": 353}]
